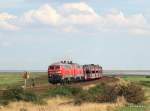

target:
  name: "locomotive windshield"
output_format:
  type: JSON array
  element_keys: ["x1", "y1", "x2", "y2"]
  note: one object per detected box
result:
[
  {"x1": 49, "y1": 65, "x2": 60, "y2": 70},
  {"x1": 49, "y1": 66, "x2": 54, "y2": 70}
]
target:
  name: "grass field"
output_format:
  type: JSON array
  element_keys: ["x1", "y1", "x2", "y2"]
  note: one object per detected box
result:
[
  {"x1": 0, "y1": 72, "x2": 47, "y2": 89},
  {"x1": 122, "y1": 75, "x2": 150, "y2": 82},
  {"x1": 0, "y1": 73, "x2": 150, "y2": 111}
]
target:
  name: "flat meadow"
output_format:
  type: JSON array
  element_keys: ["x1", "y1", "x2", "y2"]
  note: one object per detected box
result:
[{"x1": 0, "y1": 72, "x2": 47, "y2": 89}]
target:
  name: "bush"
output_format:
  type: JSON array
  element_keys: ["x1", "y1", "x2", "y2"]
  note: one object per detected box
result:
[
  {"x1": 123, "y1": 83, "x2": 145, "y2": 104},
  {"x1": 91, "y1": 82, "x2": 145, "y2": 104},
  {"x1": 2, "y1": 87, "x2": 25, "y2": 101},
  {"x1": 22, "y1": 91, "x2": 39, "y2": 102},
  {"x1": 74, "y1": 84, "x2": 104, "y2": 104},
  {"x1": 96, "y1": 84, "x2": 119, "y2": 103},
  {"x1": 1, "y1": 87, "x2": 43, "y2": 105},
  {"x1": 75, "y1": 84, "x2": 120, "y2": 104},
  {"x1": 74, "y1": 90, "x2": 92, "y2": 105},
  {"x1": 88, "y1": 84, "x2": 105, "y2": 102},
  {"x1": 47, "y1": 86, "x2": 82, "y2": 97}
]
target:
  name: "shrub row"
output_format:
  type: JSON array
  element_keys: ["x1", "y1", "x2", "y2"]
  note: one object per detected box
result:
[
  {"x1": 123, "y1": 83, "x2": 145, "y2": 104},
  {"x1": 74, "y1": 83, "x2": 119, "y2": 104},
  {"x1": 74, "y1": 83, "x2": 145, "y2": 105},
  {"x1": 0, "y1": 87, "x2": 44, "y2": 105},
  {"x1": 45, "y1": 83, "x2": 145, "y2": 105},
  {"x1": 0, "y1": 82, "x2": 145, "y2": 105}
]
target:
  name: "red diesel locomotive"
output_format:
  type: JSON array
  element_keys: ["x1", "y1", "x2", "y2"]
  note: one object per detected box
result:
[{"x1": 48, "y1": 61, "x2": 102, "y2": 84}]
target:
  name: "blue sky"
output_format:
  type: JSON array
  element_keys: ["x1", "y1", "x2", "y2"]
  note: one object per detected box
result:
[{"x1": 0, "y1": 0, "x2": 150, "y2": 70}]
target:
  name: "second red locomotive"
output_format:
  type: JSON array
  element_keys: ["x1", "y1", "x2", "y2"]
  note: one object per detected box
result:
[{"x1": 48, "y1": 61, "x2": 102, "y2": 84}]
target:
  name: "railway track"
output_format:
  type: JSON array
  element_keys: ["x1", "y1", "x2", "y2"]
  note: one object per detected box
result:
[{"x1": 27, "y1": 76, "x2": 119, "y2": 93}]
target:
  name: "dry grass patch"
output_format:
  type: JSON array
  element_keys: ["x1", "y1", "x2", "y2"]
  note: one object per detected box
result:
[{"x1": 0, "y1": 96, "x2": 125, "y2": 111}]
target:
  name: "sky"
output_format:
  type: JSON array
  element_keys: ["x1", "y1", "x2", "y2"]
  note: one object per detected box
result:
[{"x1": 0, "y1": 0, "x2": 150, "y2": 70}]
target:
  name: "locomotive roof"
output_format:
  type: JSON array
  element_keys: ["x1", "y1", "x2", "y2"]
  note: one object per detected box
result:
[{"x1": 50, "y1": 62, "x2": 80, "y2": 66}]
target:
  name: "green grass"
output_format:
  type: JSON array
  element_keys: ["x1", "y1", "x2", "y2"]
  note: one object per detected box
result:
[
  {"x1": 139, "y1": 81, "x2": 150, "y2": 87},
  {"x1": 0, "y1": 73, "x2": 23, "y2": 88},
  {"x1": 122, "y1": 76, "x2": 150, "y2": 88},
  {"x1": 46, "y1": 86, "x2": 82, "y2": 97},
  {"x1": 0, "y1": 73, "x2": 149, "y2": 110},
  {"x1": 0, "y1": 72, "x2": 47, "y2": 89},
  {"x1": 122, "y1": 76, "x2": 150, "y2": 82}
]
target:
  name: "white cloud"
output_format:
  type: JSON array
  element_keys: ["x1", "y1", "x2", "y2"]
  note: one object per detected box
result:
[
  {"x1": 22, "y1": 4, "x2": 61, "y2": 26},
  {"x1": 61, "y1": 3, "x2": 149, "y2": 35},
  {"x1": 0, "y1": 12, "x2": 17, "y2": 20},
  {"x1": 0, "y1": 13, "x2": 19, "y2": 31},
  {"x1": 62, "y1": 2, "x2": 99, "y2": 25},
  {"x1": 100, "y1": 9, "x2": 148, "y2": 29},
  {"x1": 0, "y1": 21, "x2": 19, "y2": 31},
  {"x1": 1, "y1": 2, "x2": 149, "y2": 35},
  {"x1": 66, "y1": 13, "x2": 99, "y2": 25},
  {"x1": 63, "y1": 2, "x2": 96, "y2": 14},
  {"x1": 86, "y1": 9, "x2": 149, "y2": 35},
  {"x1": 129, "y1": 28, "x2": 150, "y2": 35},
  {"x1": 127, "y1": 14, "x2": 147, "y2": 28},
  {"x1": 20, "y1": 2, "x2": 99, "y2": 27}
]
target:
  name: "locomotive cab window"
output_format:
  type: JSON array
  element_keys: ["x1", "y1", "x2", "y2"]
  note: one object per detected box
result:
[{"x1": 49, "y1": 66, "x2": 54, "y2": 70}]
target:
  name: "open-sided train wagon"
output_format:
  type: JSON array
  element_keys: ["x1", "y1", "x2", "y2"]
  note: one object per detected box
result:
[
  {"x1": 83, "y1": 64, "x2": 103, "y2": 80},
  {"x1": 48, "y1": 61, "x2": 103, "y2": 84}
]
